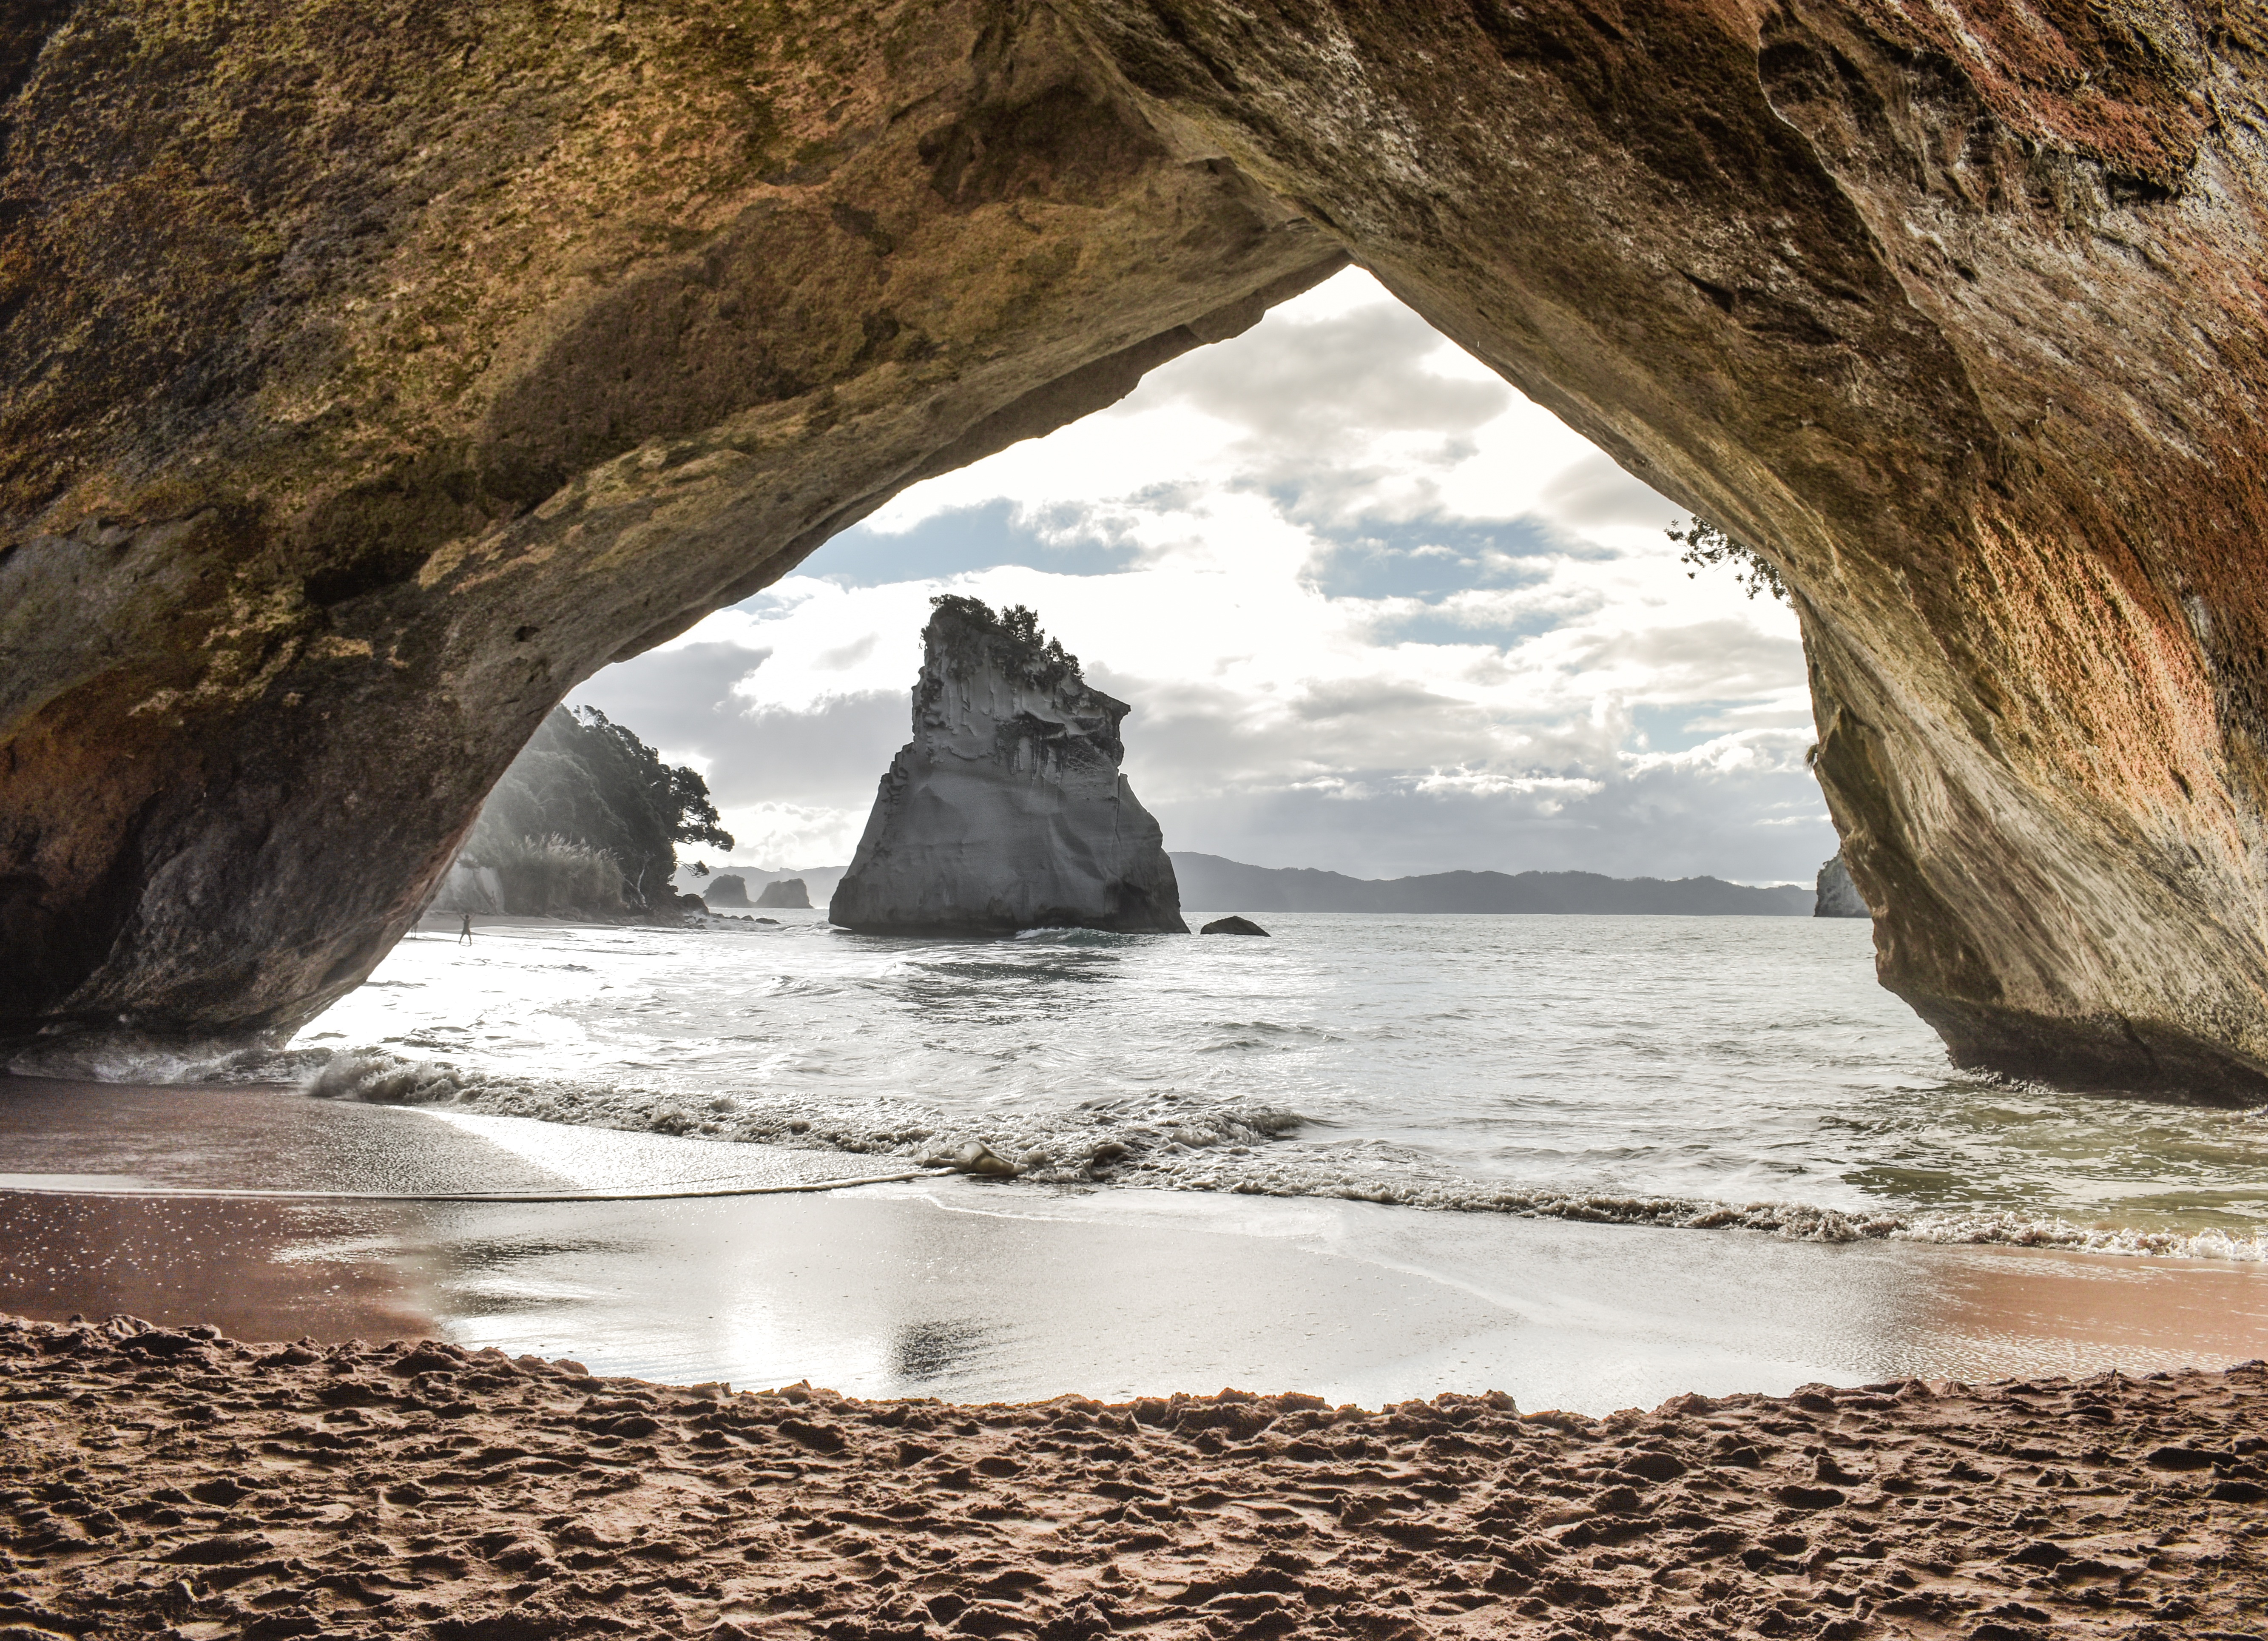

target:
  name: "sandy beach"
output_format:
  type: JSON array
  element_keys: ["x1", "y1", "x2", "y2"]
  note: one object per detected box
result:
[
  {"x1": 8, "y1": 1075, "x2": 2268, "y2": 1636},
  {"x1": 2, "y1": 1309, "x2": 2262, "y2": 1639}
]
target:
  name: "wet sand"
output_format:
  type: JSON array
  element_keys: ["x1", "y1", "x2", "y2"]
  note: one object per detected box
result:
[
  {"x1": 6, "y1": 1077, "x2": 2268, "y2": 1634},
  {"x1": 3, "y1": 1310, "x2": 2263, "y2": 1639},
  {"x1": 6, "y1": 1077, "x2": 2268, "y2": 1415}
]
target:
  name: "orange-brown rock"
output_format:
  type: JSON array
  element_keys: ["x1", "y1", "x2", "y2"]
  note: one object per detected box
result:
[{"x1": 5, "y1": 1, "x2": 2268, "y2": 1096}]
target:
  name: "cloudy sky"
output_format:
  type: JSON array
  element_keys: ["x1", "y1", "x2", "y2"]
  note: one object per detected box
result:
[{"x1": 570, "y1": 270, "x2": 1833, "y2": 884}]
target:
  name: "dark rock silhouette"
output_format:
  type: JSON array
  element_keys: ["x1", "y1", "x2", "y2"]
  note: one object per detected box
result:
[
  {"x1": 756, "y1": 878, "x2": 811, "y2": 910},
  {"x1": 1201, "y1": 916, "x2": 1270, "y2": 937},
  {"x1": 704, "y1": 874, "x2": 750, "y2": 908}
]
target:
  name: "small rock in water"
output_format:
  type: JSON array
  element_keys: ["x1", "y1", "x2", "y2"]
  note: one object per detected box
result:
[
  {"x1": 1814, "y1": 852, "x2": 1868, "y2": 917},
  {"x1": 1200, "y1": 915, "x2": 1269, "y2": 936}
]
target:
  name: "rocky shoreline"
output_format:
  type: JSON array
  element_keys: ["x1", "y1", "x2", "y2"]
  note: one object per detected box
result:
[{"x1": 2, "y1": 1314, "x2": 2262, "y2": 1639}]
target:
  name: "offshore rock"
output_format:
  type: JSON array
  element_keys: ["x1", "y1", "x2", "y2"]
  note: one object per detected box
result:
[
  {"x1": 830, "y1": 599, "x2": 1185, "y2": 936},
  {"x1": 702, "y1": 875, "x2": 751, "y2": 909},
  {"x1": 755, "y1": 878, "x2": 811, "y2": 910},
  {"x1": 1815, "y1": 858, "x2": 1869, "y2": 920},
  {"x1": 1201, "y1": 916, "x2": 1270, "y2": 937}
]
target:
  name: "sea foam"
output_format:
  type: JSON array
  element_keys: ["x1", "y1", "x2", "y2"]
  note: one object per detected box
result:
[{"x1": 296, "y1": 1047, "x2": 2268, "y2": 1261}]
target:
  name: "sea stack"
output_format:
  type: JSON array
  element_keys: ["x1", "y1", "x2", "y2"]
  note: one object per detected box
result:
[
  {"x1": 1816, "y1": 853, "x2": 1870, "y2": 918},
  {"x1": 830, "y1": 598, "x2": 1186, "y2": 935}
]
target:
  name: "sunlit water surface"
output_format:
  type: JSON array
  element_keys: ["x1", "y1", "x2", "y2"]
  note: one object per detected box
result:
[{"x1": 307, "y1": 913, "x2": 2268, "y2": 1251}]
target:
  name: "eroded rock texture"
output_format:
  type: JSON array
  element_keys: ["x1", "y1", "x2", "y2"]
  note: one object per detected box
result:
[
  {"x1": 830, "y1": 597, "x2": 1184, "y2": 935},
  {"x1": 5, "y1": 0, "x2": 2268, "y2": 1095}
]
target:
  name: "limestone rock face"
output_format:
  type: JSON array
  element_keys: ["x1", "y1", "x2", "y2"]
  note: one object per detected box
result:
[
  {"x1": 754, "y1": 878, "x2": 810, "y2": 910},
  {"x1": 0, "y1": 1, "x2": 1334, "y2": 1058},
  {"x1": 1815, "y1": 859, "x2": 1869, "y2": 920},
  {"x1": 9, "y1": 0, "x2": 2268, "y2": 1096},
  {"x1": 830, "y1": 600, "x2": 1184, "y2": 936}
]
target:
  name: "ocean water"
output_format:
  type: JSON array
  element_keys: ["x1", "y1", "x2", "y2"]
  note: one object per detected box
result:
[{"x1": 299, "y1": 911, "x2": 2268, "y2": 1257}]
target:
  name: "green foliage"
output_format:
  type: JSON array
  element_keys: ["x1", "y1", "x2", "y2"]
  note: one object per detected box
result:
[
  {"x1": 1669, "y1": 516, "x2": 1786, "y2": 602},
  {"x1": 929, "y1": 594, "x2": 1081, "y2": 688},
  {"x1": 471, "y1": 833, "x2": 628, "y2": 917},
  {"x1": 467, "y1": 706, "x2": 733, "y2": 906}
]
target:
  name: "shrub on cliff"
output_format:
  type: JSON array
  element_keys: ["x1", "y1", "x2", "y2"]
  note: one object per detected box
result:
[
  {"x1": 927, "y1": 594, "x2": 1081, "y2": 690},
  {"x1": 1669, "y1": 516, "x2": 1786, "y2": 602},
  {"x1": 465, "y1": 706, "x2": 733, "y2": 906}
]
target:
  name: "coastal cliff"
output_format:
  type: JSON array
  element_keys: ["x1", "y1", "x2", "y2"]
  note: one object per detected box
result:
[
  {"x1": 7, "y1": 1, "x2": 2268, "y2": 1094},
  {"x1": 1816, "y1": 856, "x2": 1870, "y2": 919},
  {"x1": 831, "y1": 599, "x2": 1184, "y2": 935}
]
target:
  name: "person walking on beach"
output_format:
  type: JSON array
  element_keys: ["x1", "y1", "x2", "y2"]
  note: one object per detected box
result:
[{"x1": 459, "y1": 913, "x2": 474, "y2": 944}]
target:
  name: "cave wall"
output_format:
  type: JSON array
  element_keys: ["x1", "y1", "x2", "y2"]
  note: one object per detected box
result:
[
  {"x1": 1051, "y1": 0, "x2": 2268, "y2": 1096},
  {"x1": 6, "y1": 0, "x2": 2268, "y2": 1096},
  {"x1": 0, "y1": 0, "x2": 1343, "y2": 1052}
]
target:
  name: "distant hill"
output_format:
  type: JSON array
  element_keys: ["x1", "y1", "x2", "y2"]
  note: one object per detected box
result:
[{"x1": 1170, "y1": 853, "x2": 1812, "y2": 916}]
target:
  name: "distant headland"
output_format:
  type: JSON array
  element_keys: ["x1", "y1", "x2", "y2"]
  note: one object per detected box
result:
[{"x1": 1170, "y1": 853, "x2": 1814, "y2": 916}]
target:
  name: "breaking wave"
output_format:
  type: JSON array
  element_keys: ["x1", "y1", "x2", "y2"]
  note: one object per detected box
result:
[{"x1": 299, "y1": 1048, "x2": 2268, "y2": 1262}]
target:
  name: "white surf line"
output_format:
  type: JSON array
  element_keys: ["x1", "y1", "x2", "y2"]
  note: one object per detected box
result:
[{"x1": 0, "y1": 1169, "x2": 956, "y2": 1205}]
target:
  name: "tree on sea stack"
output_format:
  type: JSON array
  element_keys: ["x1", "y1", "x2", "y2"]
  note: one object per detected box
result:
[{"x1": 830, "y1": 597, "x2": 1186, "y2": 935}]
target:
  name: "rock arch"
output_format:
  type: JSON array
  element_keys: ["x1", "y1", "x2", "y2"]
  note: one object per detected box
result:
[{"x1": 4, "y1": 0, "x2": 2265, "y2": 1098}]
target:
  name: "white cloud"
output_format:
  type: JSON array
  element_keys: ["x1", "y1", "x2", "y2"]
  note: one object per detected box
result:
[{"x1": 572, "y1": 268, "x2": 1833, "y2": 885}]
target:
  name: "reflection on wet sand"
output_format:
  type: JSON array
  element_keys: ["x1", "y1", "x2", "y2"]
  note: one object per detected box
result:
[
  {"x1": 892, "y1": 1317, "x2": 995, "y2": 1383},
  {"x1": 0, "y1": 1193, "x2": 435, "y2": 1343},
  {"x1": 0, "y1": 1075, "x2": 577, "y2": 1195},
  {"x1": 3, "y1": 1074, "x2": 2265, "y2": 1413},
  {"x1": 1913, "y1": 1238, "x2": 2268, "y2": 1380},
  {"x1": 10, "y1": 1180, "x2": 2259, "y2": 1415}
]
